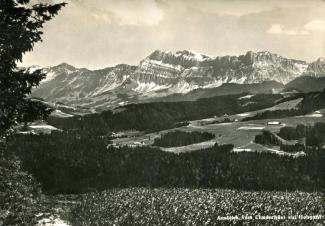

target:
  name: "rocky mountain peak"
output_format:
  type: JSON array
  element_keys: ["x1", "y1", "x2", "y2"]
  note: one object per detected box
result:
[
  {"x1": 175, "y1": 50, "x2": 210, "y2": 61},
  {"x1": 146, "y1": 50, "x2": 209, "y2": 69},
  {"x1": 305, "y1": 57, "x2": 325, "y2": 76},
  {"x1": 54, "y1": 62, "x2": 77, "y2": 71},
  {"x1": 148, "y1": 49, "x2": 209, "y2": 60},
  {"x1": 242, "y1": 51, "x2": 282, "y2": 65},
  {"x1": 315, "y1": 57, "x2": 325, "y2": 63}
]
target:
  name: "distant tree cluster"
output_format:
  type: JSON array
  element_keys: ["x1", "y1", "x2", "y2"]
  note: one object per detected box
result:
[
  {"x1": 279, "y1": 123, "x2": 325, "y2": 148},
  {"x1": 254, "y1": 130, "x2": 281, "y2": 146},
  {"x1": 278, "y1": 125, "x2": 305, "y2": 140},
  {"x1": 153, "y1": 130, "x2": 215, "y2": 147},
  {"x1": 255, "y1": 123, "x2": 325, "y2": 153}
]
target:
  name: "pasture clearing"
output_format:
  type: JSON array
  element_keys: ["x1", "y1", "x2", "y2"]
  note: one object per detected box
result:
[{"x1": 110, "y1": 108, "x2": 325, "y2": 154}]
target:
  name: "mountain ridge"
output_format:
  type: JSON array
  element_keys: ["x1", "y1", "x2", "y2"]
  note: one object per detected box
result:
[{"x1": 30, "y1": 50, "x2": 325, "y2": 112}]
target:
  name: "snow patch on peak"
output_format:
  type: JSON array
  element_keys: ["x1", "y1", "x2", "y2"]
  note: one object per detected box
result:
[
  {"x1": 27, "y1": 65, "x2": 43, "y2": 73},
  {"x1": 175, "y1": 50, "x2": 210, "y2": 61},
  {"x1": 229, "y1": 77, "x2": 247, "y2": 84},
  {"x1": 133, "y1": 81, "x2": 171, "y2": 93},
  {"x1": 42, "y1": 71, "x2": 57, "y2": 83},
  {"x1": 168, "y1": 80, "x2": 199, "y2": 93},
  {"x1": 294, "y1": 62, "x2": 308, "y2": 74},
  {"x1": 146, "y1": 59, "x2": 183, "y2": 71},
  {"x1": 92, "y1": 74, "x2": 129, "y2": 96},
  {"x1": 256, "y1": 51, "x2": 274, "y2": 56}
]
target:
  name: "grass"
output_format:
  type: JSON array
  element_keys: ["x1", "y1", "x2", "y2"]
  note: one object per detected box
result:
[{"x1": 69, "y1": 188, "x2": 324, "y2": 226}]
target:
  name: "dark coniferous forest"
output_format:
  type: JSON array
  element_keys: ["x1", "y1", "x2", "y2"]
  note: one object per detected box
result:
[{"x1": 8, "y1": 128, "x2": 325, "y2": 194}]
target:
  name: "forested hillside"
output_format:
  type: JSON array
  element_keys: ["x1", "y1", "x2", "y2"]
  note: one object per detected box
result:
[
  {"x1": 243, "y1": 89, "x2": 325, "y2": 121},
  {"x1": 47, "y1": 93, "x2": 283, "y2": 132}
]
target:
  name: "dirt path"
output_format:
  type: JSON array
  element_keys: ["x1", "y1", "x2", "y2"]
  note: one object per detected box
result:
[{"x1": 36, "y1": 195, "x2": 79, "y2": 226}]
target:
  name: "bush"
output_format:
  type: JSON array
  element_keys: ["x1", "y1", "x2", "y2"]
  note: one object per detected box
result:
[{"x1": 0, "y1": 145, "x2": 41, "y2": 226}]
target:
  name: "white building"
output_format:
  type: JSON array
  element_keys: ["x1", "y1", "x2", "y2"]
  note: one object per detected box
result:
[{"x1": 267, "y1": 121, "x2": 281, "y2": 125}]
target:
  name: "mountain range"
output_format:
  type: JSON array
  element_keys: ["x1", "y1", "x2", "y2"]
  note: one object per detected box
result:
[{"x1": 30, "y1": 50, "x2": 325, "y2": 112}]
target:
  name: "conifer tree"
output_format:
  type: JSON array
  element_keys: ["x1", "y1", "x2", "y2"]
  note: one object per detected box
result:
[
  {"x1": 0, "y1": 1, "x2": 66, "y2": 225},
  {"x1": 0, "y1": 0, "x2": 66, "y2": 135}
]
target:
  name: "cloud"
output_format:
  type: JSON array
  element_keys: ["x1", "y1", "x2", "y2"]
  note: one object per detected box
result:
[
  {"x1": 20, "y1": 0, "x2": 325, "y2": 69},
  {"x1": 70, "y1": 0, "x2": 164, "y2": 26},
  {"x1": 159, "y1": 0, "x2": 325, "y2": 17},
  {"x1": 267, "y1": 24, "x2": 309, "y2": 35},
  {"x1": 304, "y1": 19, "x2": 325, "y2": 31},
  {"x1": 267, "y1": 19, "x2": 325, "y2": 36}
]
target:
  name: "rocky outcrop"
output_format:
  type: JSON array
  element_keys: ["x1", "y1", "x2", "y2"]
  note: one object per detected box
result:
[
  {"x1": 132, "y1": 50, "x2": 309, "y2": 90},
  {"x1": 304, "y1": 58, "x2": 325, "y2": 77}
]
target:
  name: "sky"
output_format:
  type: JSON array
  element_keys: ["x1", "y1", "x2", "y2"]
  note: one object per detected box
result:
[{"x1": 21, "y1": 0, "x2": 325, "y2": 69}]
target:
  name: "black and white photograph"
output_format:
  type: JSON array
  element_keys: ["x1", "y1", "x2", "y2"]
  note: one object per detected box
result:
[{"x1": 1, "y1": 0, "x2": 325, "y2": 225}]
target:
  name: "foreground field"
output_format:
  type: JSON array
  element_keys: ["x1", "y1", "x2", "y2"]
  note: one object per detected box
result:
[{"x1": 70, "y1": 188, "x2": 324, "y2": 226}]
